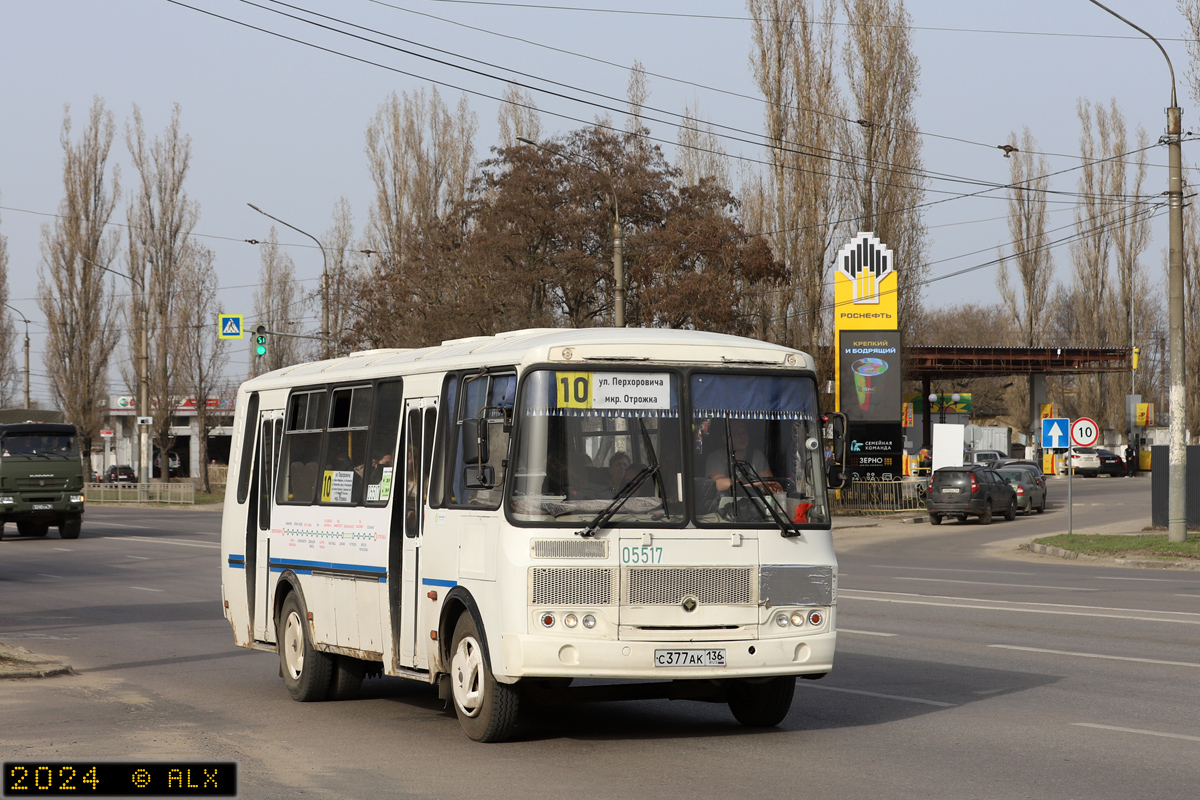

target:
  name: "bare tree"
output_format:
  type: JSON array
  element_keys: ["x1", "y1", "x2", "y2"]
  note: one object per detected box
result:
[
  {"x1": 839, "y1": 0, "x2": 928, "y2": 341},
  {"x1": 126, "y1": 103, "x2": 199, "y2": 477},
  {"x1": 0, "y1": 209, "x2": 19, "y2": 406},
  {"x1": 176, "y1": 242, "x2": 227, "y2": 492},
  {"x1": 676, "y1": 100, "x2": 730, "y2": 190},
  {"x1": 37, "y1": 98, "x2": 122, "y2": 478},
  {"x1": 250, "y1": 228, "x2": 307, "y2": 376},
  {"x1": 322, "y1": 197, "x2": 361, "y2": 355},
  {"x1": 497, "y1": 83, "x2": 541, "y2": 150},
  {"x1": 997, "y1": 128, "x2": 1053, "y2": 348}
]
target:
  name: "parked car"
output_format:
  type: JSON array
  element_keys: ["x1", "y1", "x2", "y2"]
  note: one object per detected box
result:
[
  {"x1": 106, "y1": 465, "x2": 136, "y2": 484},
  {"x1": 926, "y1": 464, "x2": 1018, "y2": 525},
  {"x1": 997, "y1": 468, "x2": 1046, "y2": 515},
  {"x1": 992, "y1": 459, "x2": 1048, "y2": 498},
  {"x1": 153, "y1": 451, "x2": 182, "y2": 478},
  {"x1": 1096, "y1": 448, "x2": 1125, "y2": 476},
  {"x1": 1062, "y1": 446, "x2": 1101, "y2": 477},
  {"x1": 968, "y1": 449, "x2": 1006, "y2": 465}
]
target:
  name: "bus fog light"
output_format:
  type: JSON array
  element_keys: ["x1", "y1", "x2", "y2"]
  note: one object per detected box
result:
[
  {"x1": 564, "y1": 613, "x2": 578, "y2": 628},
  {"x1": 807, "y1": 611, "x2": 823, "y2": 626},
  {"x1": 582, "y1": 614, "x2": 596, "y2": 629},
  {"x1": 790, "y1": 611, "x2": 805, "y2": 627},
  {"x1": 539, "y1": 612, "x2": 555, "y2": 628},
  {"x1": 775, "y1": 613, "x2": 790, "y2": 628}
]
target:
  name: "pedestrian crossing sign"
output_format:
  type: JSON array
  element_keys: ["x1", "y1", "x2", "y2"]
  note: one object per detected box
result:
[{"x1": 218, "y1": 314, "x2": 244, "y2": 339}]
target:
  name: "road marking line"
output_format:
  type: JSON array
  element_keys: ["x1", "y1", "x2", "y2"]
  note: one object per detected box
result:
[
  {"x1": 1176, "y1": 594, "x2": 1200, "y2": 599},
  {"x1": 129, "y1": 586, "x2": 165, "y2": 592},
  {"x1": 126, "y1": 555, "x2": 150, "y2": 560},
  {"x1": 104, "y1": 536, "x2": 219, "y2": 549},
  {"x1": 52, "y1": 548, "x2": 72, "y2": 552},
  {"x1": 870, "y1": 565, "x2": 1034, "y2": 575},
  {"x1": 1094, "y1": 576, "x2": 1193, "y2": 583},
  {"x1": 36, "y1": 574, "x2": 62, "y2": 579},
  {"x1": 839, "y1": 589, "x2": 1200, "y2": 625},
  {"x1": 796, "y1": 683, "x2": 954, "y2": 707},
  {"x1": 895, "y1": 577, "x2": 1097, "y2": 592},
  {"x1": 989, "y1": 645, "x2": 1200, "y2": 669},
  {"x1": 843, "y1": 588, "x2": 1200, "y2": 616},
  {"x1": 1072, "y1": 723, "x2": 1200, "y2": 742},
  {"x1": 838, "y1": 628, "x2": 898, "y2": 636}
]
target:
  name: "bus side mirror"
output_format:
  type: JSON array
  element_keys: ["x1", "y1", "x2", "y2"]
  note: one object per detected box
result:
[
  {"x1": 463, "y1": 464, "x2": 496, "y2": 489},
  {"x1": 462, "y1": 418, "x2": 489, "y2": 465},
  {"x1": 823, "y1": 412, "x2": 848, "y2": 490}
]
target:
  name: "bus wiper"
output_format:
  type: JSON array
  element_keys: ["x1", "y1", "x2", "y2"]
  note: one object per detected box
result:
[
  {"x1": 574, "y1": 465, "x2": 658, "y2": 538},
  {"x1": 636, "y1": 418, "x2": 669, "y2": 520},
  {"x1": 731, "y1": 459, "x2": 804, "y2": 539}
]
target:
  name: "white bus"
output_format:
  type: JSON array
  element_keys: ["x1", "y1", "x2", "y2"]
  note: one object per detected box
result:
[{"x1": 220, "y1": 328, "x2": 845, "y2": 741}]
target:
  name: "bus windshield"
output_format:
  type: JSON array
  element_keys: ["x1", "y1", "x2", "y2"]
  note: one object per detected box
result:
[
  {"x1": 510, "y1": 370, "x2": 684, "y2": 525},
  {"x1": 690, "y1": 373, "x2": 829, "y2": 526},
  {"x1": 1, "y1": 432, "x2": 79, "y2": 458}
]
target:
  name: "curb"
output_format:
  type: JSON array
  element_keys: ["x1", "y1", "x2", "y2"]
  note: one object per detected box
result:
[
  {"x1": 1028, "y1": 542, "x2": 1200, "y2": 570},
  {"x1": 0, "y1": 644, "x2": 74, "y2": 680}
]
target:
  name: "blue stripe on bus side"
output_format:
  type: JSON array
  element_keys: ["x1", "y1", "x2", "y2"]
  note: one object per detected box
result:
[
  {"x1": 227, "y1": 554, "x2": 245, "y2": 569},
  {"x1": 269, "y1": 557, "x2": 387, "y2": 574},
  {"x1": 421, "y1": 578, "x2": 458, "y2": 588}
]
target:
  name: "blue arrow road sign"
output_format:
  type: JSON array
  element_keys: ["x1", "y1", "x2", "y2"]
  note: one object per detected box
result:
[{"x1": 1041, "y1": 417, "x2": 1069, "y2": 449}]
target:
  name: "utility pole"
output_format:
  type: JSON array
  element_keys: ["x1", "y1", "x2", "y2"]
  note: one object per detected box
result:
[
  {"x1": 1086, "y1": 0, "x2": 1187, "y2": 542},
  {"x1": 248, "y1": 204, "x2": 331, "y2": 359},
  {"x1": 3, "y1": 303, "x2": 30, "y2": 409}
]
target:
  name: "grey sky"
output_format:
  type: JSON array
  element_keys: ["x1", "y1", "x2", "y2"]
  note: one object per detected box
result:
[{"x1": 0, "y1": 0, "x2": 1192, "y2": 404}]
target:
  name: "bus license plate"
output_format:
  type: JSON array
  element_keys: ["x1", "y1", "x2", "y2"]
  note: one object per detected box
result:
[
  {"x1": 654, "y1": 649, "x2": 726, "y2": 667},
  {"x1": 32, "y1": 504, "x2": 51, "y2": 510}
]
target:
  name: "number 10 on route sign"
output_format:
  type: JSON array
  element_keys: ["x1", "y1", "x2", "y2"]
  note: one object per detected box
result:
[{"x1": 1070, "y1": 416, "x2": 1099, "y2": 447}]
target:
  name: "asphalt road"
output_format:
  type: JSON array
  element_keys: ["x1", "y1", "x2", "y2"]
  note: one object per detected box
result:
[{"x1": 2, "y1": 477, "x2": 1197, "y2": 800}]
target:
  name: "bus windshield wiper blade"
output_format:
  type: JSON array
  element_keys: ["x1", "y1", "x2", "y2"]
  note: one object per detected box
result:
[
  {"x1": 636, "y1": 418, "x2": 669, "y2": 520},
  {"x1": 574, "y1": 465, "x2": 658, "y2": 538},
  {"x1": 732, "y1": 460, "x2": 804, "y2": 539}
]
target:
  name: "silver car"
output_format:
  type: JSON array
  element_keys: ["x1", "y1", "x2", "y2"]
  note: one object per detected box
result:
[
  {"x1": 997, "y1": 468, "x2": 1046, "y2": 514},
  {"x1": 1062, "y1": 446, "x2": 1101, "y2": 477}
]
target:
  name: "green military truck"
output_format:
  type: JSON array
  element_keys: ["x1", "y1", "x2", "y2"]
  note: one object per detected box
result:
[{"x1": 0, "y1": 422, "x2": 86, "y2": 539}]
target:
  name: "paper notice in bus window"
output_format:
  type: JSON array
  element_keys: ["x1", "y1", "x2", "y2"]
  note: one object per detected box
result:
[
  {"x1": 379, "y1": 467, "x2": 393, "y2": 500},
  {"x1": 556, "y1": 372, "x2": 671, "y2": 410},
  {"x1": 322, "y1": 470, "x2": 356, "y2": 504}
]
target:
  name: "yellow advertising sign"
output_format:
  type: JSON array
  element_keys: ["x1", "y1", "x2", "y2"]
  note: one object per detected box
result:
[
  {"x1": 1039, "y1": 403, "x2": 1057, "y2": 420},
  {"x1": 1136, "y1": 402, "x2": 1154, "y2": 427},
  {"x1": 833, "y1": 233, "x2": 898, "y2": 332}
]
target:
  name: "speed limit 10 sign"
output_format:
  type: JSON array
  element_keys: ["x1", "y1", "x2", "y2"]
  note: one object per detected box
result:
[{"x1": 1070, "y1": 416, "x2": 1099, "y2": 447}]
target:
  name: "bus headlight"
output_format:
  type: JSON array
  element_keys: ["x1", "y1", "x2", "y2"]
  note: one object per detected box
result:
[
  {"x1": 790, "y1": 611, "x2": 806, "y2": 627},
  {"x1": 70, "y1": 494, "x2": 85, "y2": 503},
  {"x1": 564, "y1": 613, "x2": 579, "y2": 628},
  {"x1": 582, "y1": 614, "x2": 596, "y2": 629},
  {"x1": 775, "y1": 613, "x2": 790, "y2": 628}
]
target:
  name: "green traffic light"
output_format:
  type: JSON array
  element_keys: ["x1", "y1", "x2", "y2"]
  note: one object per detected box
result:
[{"x1": 255, "y1": 334, "x2": 267, "y2": 357}]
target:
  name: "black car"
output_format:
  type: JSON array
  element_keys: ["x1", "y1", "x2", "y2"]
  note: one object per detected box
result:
[
  {"x1": 991, "y1": 459, "x2": 1048, "y2": 499},
  {"x1": 926, "y1": 464, "x2": 1018, "y2": 525},
  {"x1": 106, "y1": 465, "x2": 136, "y2": 484},
  {"x1": 1096, "y1": 448, "x2": 1125, "y2": 476}
]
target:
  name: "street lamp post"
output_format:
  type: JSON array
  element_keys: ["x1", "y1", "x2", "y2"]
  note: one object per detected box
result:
[
  {"x1": 248, "y1": 203, "x2": 332, "y2": 359},
  {"x1": 1085, "y1": 0, "x2": 1187, "y2": 542},
  {"x1": 2, "y1": 303, "x2": 30, "y2": 409},
  {"x1": 928, "y1": 392, "x2": 961, "y2": 425},
  {"x1": 516, "y1": 137, "x2": 625, "y2": 327}
]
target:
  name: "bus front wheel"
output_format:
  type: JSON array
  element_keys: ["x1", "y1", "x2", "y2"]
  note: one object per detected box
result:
[
  {"x1": 279, "y1": 593, "x2": 333, "y2": 702},
  {"x1": 449, "y1": 613, "x2": 519, "y2": 742},
  {"x1": 728, "y1": 676, "x2": 795, "y2": 727}
]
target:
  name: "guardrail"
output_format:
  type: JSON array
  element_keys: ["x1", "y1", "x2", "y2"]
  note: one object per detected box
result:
[
  {"x1": 831, "y1": 479, "x2": 926, "y2": 515},
  {"x1": 84, "y1": 482, "x2": 196, "y2": 505}
]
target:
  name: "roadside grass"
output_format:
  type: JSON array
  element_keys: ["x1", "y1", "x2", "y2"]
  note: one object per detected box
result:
[
  {"x1": 194, "y1": 490, "x2": 225, "y2": 505},
  {"x1": 1033, "y1": 533, "x2": 1200, "y2": 560}
]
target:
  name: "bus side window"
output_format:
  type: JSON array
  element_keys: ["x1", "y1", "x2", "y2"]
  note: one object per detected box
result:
[
  {"x1": 277, "y1": 390, "x2": 326, "y2": 505},
  {"x1": 322, "y1": 385, "x2": 372, "y2": 505},
  {"x1": 450, "y1": 372, "x2": 515, "y2": 509},
  {"x1": 365, "y1": 380, "x2": 404, "y2": 506},
  {"x1": 404, "y1": 408, "x2": 422, "y2": 537}
]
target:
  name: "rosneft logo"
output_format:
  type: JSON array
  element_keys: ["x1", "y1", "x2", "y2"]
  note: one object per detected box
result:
[{"x1": 837, "y1": 232, "x2": 894, "y2": 305}]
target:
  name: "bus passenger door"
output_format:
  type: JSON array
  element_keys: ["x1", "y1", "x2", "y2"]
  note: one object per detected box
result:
[
  {"x1": 253, "y1": 410, "x2": 283, "y2": 642},
  {"x1": 399, "y1": 398, "x2": 437, "y2": 669}
]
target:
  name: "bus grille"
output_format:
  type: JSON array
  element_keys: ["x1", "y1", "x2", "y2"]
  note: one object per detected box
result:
[
  {"x1": 529, "y1": 568, "x2": 615, "y2": 605},
  {"x1": 625, "y1": 567, "x2": 754, "y2": 606},
  {"x1": 530, "y1": 539, "x2": 608, "y2": 559}
]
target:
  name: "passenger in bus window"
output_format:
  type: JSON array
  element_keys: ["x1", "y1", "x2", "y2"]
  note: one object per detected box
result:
[
  {"x1": 607, "y1": 451, "x2": 631, "y2": 491},
  {"x1": 705, "y1": 419, "x2": 780, "y2": 494}
]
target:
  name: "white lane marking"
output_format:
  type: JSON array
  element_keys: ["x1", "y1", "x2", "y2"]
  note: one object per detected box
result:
[
  {"x1": 103, "y1": 536, "x2": 219, "y2": 549},
  {"x1": 796, "y1": 683, "x2": 954, "y2": 707},
  {"x1": 838, "y1": 628, "x2": 898, "y2": 637},
  {"x1": 36, "y1": 574, "x2": 62, "y2": 579},
  {"x1": 1072, "y1": 723, "x2": 1200, "y2": 742},
  {"x1": 870, "y1": 565, "x2": 1034, "y2": 575},
  {"x1": 52, "y1": 548, "x2": 72, "y2": 552},
  {"x1": 126, "y1": 556, "x2": 150, "y2": 560},
  {"x1": 839, "y1": 589, "x2": 1200, "y2": 625},
  {"x1": 989, "y1": 645, "x2": 1200, "y2": 669},
  {"x1": 1176, "y1": 594, "x2": 1200, "y2": 599},
  {"x1": 895, "y1": 577, "x2": 1097, "y2": 592},
  {"x1": 129, "y1": 586, "x2": 165, "y2": 592},
  {"x1": 1094, "y1": 576, "x2": 1195, "y2": 583}
]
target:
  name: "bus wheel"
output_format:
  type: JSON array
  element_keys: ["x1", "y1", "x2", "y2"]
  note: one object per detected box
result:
[
  {"x1": 329, "y1": 656, "x2": 366, "y2": 701},
  {"x1": 17, "y1": 521, "x2": 49, "y2": 537},
  {"x1": 279, "y1": 593, "x2": 333, "y2": 702},
  {"x1": 450, "y1": 613, "x2": 519, "y2": 742},
  {"x1": 59, "y1": 516, "x2": 82, "y2": 540},
  {"x1": 728, "y1": 676, "x2": 796, "y2": 727}
]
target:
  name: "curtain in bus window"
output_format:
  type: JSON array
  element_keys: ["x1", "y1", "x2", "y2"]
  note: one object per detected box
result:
[
  {"x1": 404, "y1": 409, "x2": 421, "y2": 537},
  {"x1": 365, "y1": 380, "x2": 403, "y2": 506},
  {"x1": 322, "y1": 386, "x2": 373, "y2": 505},
  {"x1": 277, "y1": 391, "x2": 326, "y2": 504}
]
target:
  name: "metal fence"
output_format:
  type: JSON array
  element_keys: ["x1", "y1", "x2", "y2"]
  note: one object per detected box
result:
[
  {"x1": 85, "y1": 482, "x2": 196, "y2": 504},
  {"x1": 830, "y1": 479, "x2": 927, "y2": 516}
]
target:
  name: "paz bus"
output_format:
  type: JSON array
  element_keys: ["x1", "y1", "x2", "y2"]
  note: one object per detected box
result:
[{"x1": 220, "y1": 328, "x2": 845, "y2": 741}]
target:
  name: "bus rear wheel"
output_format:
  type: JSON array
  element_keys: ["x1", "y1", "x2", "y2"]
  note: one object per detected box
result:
[
  {"x1": 450, "y1": 613, "x2": 519, "y2": 742},
  {"x1": 279, "y1": 593, "x2": 333, "y2": 702},
  {"x1": 728, "y1": 676, "x2": 796, "y2": 727}
]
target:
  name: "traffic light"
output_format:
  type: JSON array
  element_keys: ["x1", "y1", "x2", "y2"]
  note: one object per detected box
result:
[{"x1": 255, "y1": 325, "x2": 268, "y2": 357}]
